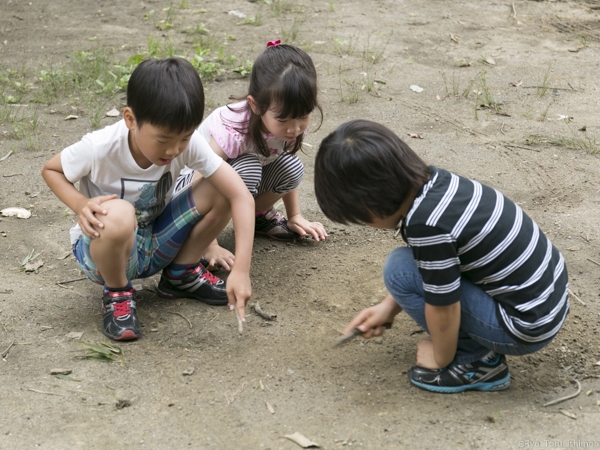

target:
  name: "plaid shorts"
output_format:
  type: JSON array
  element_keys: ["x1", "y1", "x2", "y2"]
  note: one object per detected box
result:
[{"x1": 72, "y1": 185, "x2": 202, "y2": 285}]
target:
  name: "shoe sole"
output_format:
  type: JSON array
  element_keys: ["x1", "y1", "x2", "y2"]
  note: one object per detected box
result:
[
  {"x1": 156, "y1": 286, "x2": 228, "y2": 306},
  {"x1": 102, "y1": 329, "x2": 140, "y2": 341},
  {"x1": 410, "y1": 374, "x2": 511, "y2": 394}
]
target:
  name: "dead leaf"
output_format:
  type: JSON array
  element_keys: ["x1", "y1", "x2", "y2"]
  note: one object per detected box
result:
[
  {"x1": 450, "y1": 33, "x2": 459, "y2": 43},
  {"x1": 50, "y1": 368, "x2": 72, "y2": 375},
  {"x1": 24, "y1": 259, "x2": 44, "y2": 272},
  {"x1": 458, "y1": 60, "x2": 471, "y2": 67},
  {"x1": 410, "y1": 85, "x2": 423, "y2": 93},
  {"x1": 407, "y1": 133, "x2": 423, "y2": 139},
  {"x1": 483, "y1": 56, "x2": 496, "y2": 66},
  {"x1": 64, "y1": 115, "x2": 78, "y2": 120},
  {"x1": 66, "y1": 332, "x2": 84, "y2": 340},
  {"x1": 510, "y1": 80, "x2": 523, "y2": 87},
  {"x1": 182, "y1": 367, "x2": 195, "y2": 376},
  {"x1": 1, "y1": 207, "x2": 31, "y2": 219},
  {"x1": 265, "y1": 401, "x2": 275, "y2": 414},
  {"x1": 593, "y1": 360, "x2": 600, "y2": 367},
  {"x1": 559, "y1": 410, "x2": 577, "y2": 420},
  {"x1": 105, "y1": 108, "x2": 120, "y2": 117},
  {"x1": 284, "y1": 432, "x2": 320, "y2": 448},
  {"x1": 56, "y1": 251, "x2": 72, "y2": 260}
]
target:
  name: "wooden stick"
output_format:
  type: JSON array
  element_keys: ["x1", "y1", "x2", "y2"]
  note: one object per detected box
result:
[
  {"x1": 235, "y1": 308, "x2": 243, "y2": 334},
  {"x1": 512, "y1": 2, "x2": 517, "y2": 19},
  {"x1": 56, "y1": 277, "x2": 86, "y2": 285},
  {"x1": 167, "y1": 311, "x2": 192, "y2": 328},
  {"x1": 587, "y1": 257, "x2": 600, "y2": 267},
  {"x1": 2, "y1": 341, "x2": 14, "y2": 358},
  {"x1": 543, "y1": 379, "x2": 582, "y2": 407},
  {"x1": 568, "y1": 288, "x2": 586, "y2": 306},
  {"x1": 252, "y1": 302, "x2": 277, "y2": 321}
]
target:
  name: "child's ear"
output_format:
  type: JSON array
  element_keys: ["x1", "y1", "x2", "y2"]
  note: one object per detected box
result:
[
  {"x1": 123, "y1": 107, "x2": 137, "y2": 130},
  {"x1": 247, "y1": 95, "x2": 260, "y2": 115}
]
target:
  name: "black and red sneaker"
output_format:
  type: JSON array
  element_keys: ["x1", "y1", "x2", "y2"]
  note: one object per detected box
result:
[
  {"x1": 156, "y1": 264, "x2": 228, "y2": 305},
  {"x1": 255, "y1": 208, "x2": 300, "y2": 242},
  {"x1": 101, "y1": 288, "x2": 140, "y2": 341}
]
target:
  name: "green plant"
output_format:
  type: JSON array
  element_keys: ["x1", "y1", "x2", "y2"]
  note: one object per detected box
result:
[
  {"x1": 269, "y1": 0, "x2": 292, "y2": 17},
  {"x1": 526, "y1": 130, "x2": 599, "y2": 154},
  {"x1": 280, "y1": 16, "x2": 304, "y2": 43},
  {"x1": 538, "y1": 64, "x2": 552, "y2": 97},
  {"x1": 155, "y1": 5, "x2": 177, "y2": 31},
  {"x1": 538, "y1": 99, "x2": 553, "y2": 122},
  {"x1": 233, "y1": 60, "x2": 253, "y2": 77},
  {"x1": 191, "y1": 46, "x2": 220, "y2": 80}
]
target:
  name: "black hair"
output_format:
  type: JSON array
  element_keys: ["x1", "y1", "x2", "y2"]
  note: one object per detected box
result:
[
  {"x1": 127, "y1": 58, "x2": 204, "y2": 134},
  {"x1": 314, "y1": 120, "x2": 430, "y2": 225},
  {"x1": 228, "y1": 44, "x2": 322, "y2": 157}
]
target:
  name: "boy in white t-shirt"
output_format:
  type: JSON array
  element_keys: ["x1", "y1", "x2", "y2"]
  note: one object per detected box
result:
[{"x1": 42, "y1": 58, "x2": 255, "y2": 341}]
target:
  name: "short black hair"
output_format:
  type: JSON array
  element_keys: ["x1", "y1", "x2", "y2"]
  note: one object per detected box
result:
[
  {"x1": 314, "y1": 120, "x2": 430, "y2": 225},
  {"x1": 127, "y1": 58, "x2": 204, "y2": 134}
]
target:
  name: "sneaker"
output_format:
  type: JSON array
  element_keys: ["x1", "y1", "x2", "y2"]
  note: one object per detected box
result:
[
  {"x1": 255, "y1": 208, "x2": 300, "y2": 242},
  {"x1": 156, "y1": 264, "x2": 228, "y2": 305},
  {"x1": 101, "y1": 288, "x2": 141, "y2": 341},
  {"x1": 407, "y1": 354, "x2": 511, "y2": 393}
]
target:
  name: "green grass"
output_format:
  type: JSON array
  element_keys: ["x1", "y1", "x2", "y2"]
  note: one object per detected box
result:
[{"x1": 526, "y1": 131, "x2": 599, "y2": 154}]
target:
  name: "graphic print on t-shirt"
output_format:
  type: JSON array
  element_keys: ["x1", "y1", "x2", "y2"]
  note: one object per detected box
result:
[{"x1": 121, "y1": 172, "x2": 173, "y2": 227}]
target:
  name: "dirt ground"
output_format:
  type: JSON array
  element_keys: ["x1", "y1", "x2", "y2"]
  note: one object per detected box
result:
[{"x1": 1, "y1": 0, "x2": 600, "y2": 448}]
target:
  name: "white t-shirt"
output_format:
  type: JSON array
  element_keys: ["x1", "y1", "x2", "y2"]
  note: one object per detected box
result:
[{"x1": 61, "y1": 120, "x2": 223, "y2": 244}]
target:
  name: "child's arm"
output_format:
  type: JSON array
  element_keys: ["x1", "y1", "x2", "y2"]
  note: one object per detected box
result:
[
  {"x1": 343, "y1": 293, "x2": 402, "y2": 337},
  {"x1": 204, "y1": 162, "x2": 255, "y2": 320},
  {"x1": 41, "y1": 153, "x2": 116, "y2": 238},
  {"x1": 282, "y1": 189, "x2": 328, "y2": 241},
  {"x1": 417, "y1": 302, "x2": 461, "y2": 369}
]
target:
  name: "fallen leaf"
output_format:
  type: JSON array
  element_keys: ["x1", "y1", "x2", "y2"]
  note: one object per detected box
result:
[
  {"x1": 483, "y1": 56, "x2": 496, "y2": 65},
  {"x1": 105, "y1": 108, "x2": 120, "y2": 117},
  {"x1": 182, "y1": 367, "x2": 195, "y2": 376},
  {"x1": 64, "y1": 115, "x2": 78, "y2": 120},
  {"x1": 410, "y1": 85, "x2": 423, "y2": 93},
  {"x1": 24, "y1": 259, "x2": 44, "y2": 272},
  {"x1": 559, "y1": 410, "x2": 577, "y2": 420},
  {"x1": 284, "y1": 432, "x2": 320, "y2": 448},
  {"x1": 56, "y1": 251, "x2": 72, "y2": 260},
  {"x1": 265, "y1": 401, "x2": 275, "y2": 414},
  {"x1": 593, "y1": 360, "x2": 600, "y2": 367},
  {"x1": 1, "y1": 207, "x2": 31, "y2": 219},
  {"x1": 407, "y1": 133, "x2": 423, "y2": 139},
  {"x1": 450, "y1": 33, "x2": 459, "y2": 43},
  {"x1": 50, "y1": 368, "x2": 72, "y2": 375},
  {"x1": 458, "y1": 60, "x2": 471, "y2": 67},
  {"x1": 66, "y1": 331, "x2": 84, "y2": 340},
  {"x1": 510, "y1": 80, "x2": 523, "y2": 87}
]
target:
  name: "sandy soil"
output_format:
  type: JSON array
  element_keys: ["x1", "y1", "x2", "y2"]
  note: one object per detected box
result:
[{"x1": 1, "y1": 0, "x2": 600, "y2": 448}]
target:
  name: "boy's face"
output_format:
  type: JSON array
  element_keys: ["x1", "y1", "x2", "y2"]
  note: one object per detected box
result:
[{"x1": 124, "y1": 107, "x2": 193, "y2": 169}]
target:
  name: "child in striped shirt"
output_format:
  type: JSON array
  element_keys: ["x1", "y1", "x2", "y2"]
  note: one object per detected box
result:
[{"x1": 314, "y1": 120, "x2": 569, "y2": 393}]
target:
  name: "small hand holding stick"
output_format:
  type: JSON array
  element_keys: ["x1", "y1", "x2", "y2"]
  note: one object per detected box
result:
[{"x1": 334, "y1": 323, "x2": 393, "y2": 347}]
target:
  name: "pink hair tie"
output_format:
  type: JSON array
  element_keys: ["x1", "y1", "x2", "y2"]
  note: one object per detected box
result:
[{"x1": 266, "y1": 39, "x2": 281, "y2": 48}]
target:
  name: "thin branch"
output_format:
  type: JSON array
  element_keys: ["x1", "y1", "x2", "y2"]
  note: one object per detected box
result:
[{"x1": 543, "y1": 379, "x2": 582, "y2": 407}]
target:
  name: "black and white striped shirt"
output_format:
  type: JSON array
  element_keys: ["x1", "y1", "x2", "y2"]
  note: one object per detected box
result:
[{"x1": 401, "y1": 167, "x2": 569, "y2": 344}]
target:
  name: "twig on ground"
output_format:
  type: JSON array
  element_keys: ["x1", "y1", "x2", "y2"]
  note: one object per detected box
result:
[
  {"x1": 3, "y1": 173, "x2": 23, "y2": 177},
  {"x1": 26, "y1": 388, "x2": 65, "y2": 396},
  {"x1": 543, "y1": 379, "x2": 582, "y2": 407},
  {"x1": 56, "y1": 277, "x2": 86, "y2": 285},
  {"x1": 512, "y1": 2, "x2": 517, "y2": 19},
  {"x1": 2, "y1": 341, "x2": 14, "y2": 358},
  {"x1": 587, "y1": 257, "x2": 600, "y2": 267},
  {"x1": 252, "y1": 302, "x2": 277, "y2": 321},
  {"x1": 568, "y1": 289, "x2": 585, "y2": 306},
  {"x1": 167, "y1": 311, "x2": 192, "y2": 329},
  {"x1": 503, "y1": 144, "x2": 540, "y2": 152},
  {"x1": 235, "y1": 309, "x2": 243, "y2": 334}
]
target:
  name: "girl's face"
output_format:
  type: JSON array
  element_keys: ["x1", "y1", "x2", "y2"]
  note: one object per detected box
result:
[{"x1": 260, "y1": 108, "x2": 312, "y2": 142}]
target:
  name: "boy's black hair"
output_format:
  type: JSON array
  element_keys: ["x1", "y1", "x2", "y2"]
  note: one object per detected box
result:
[
  {"x1": 314, "y1": 120, "x2": 430, "y2": 225},
  {"x1": 127, "y1": 58, "x2": 204, "y2": 134},
  {"x1": 229, "y1": 44, "x2": 322, "y2": 157}
]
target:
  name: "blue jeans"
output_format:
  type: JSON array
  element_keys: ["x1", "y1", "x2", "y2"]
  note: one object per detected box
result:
[{"x1": 383, "y1": 247, "x2": 553, "y2": 364}]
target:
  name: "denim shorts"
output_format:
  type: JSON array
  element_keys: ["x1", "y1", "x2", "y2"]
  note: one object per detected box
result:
[{"x1": 72, "y1": 185, "x2": 202, "y2": 285}]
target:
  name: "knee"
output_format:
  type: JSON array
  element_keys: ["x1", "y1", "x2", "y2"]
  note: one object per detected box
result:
[
  {"x1": 383, "y1": 247, "x2": 421, "y2": 301},
  {"x1": 98, "y1": 200, "x2": 136, "y2": 240}
]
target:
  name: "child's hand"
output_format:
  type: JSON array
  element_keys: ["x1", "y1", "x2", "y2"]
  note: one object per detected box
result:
[
  {"x1": 226, "y1": 268, "x2": 252, "y2": 322},
  {"x1": 287, "y1": 213, "x2": 328, "y2": 242},
  {"x1": 77, "y1": 194, "x2": 118, "y2": 238},
  {"x1": 203, "y1": 242, "x2": 235, "y2": 271},
  {"x1": 343, "y1": 294, "x2": 402, "y2": 338}
]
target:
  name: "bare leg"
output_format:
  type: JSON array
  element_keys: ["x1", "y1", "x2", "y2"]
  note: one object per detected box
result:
[
  {"x1": 89, "y1": 199, "x2": 137, "y2": 288},
  {"x1": 254, "y1": 190, "x2": 283, "y2": 212}
]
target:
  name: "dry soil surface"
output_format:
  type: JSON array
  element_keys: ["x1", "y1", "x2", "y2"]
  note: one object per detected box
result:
[{"x1": 1, "y1": 0, "x2": 600, "y2": 449}]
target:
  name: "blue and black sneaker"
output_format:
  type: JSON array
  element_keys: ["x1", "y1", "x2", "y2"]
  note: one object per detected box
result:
[{"x1": 408, "y1": 353, "x2": 510, "y2": 393}]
